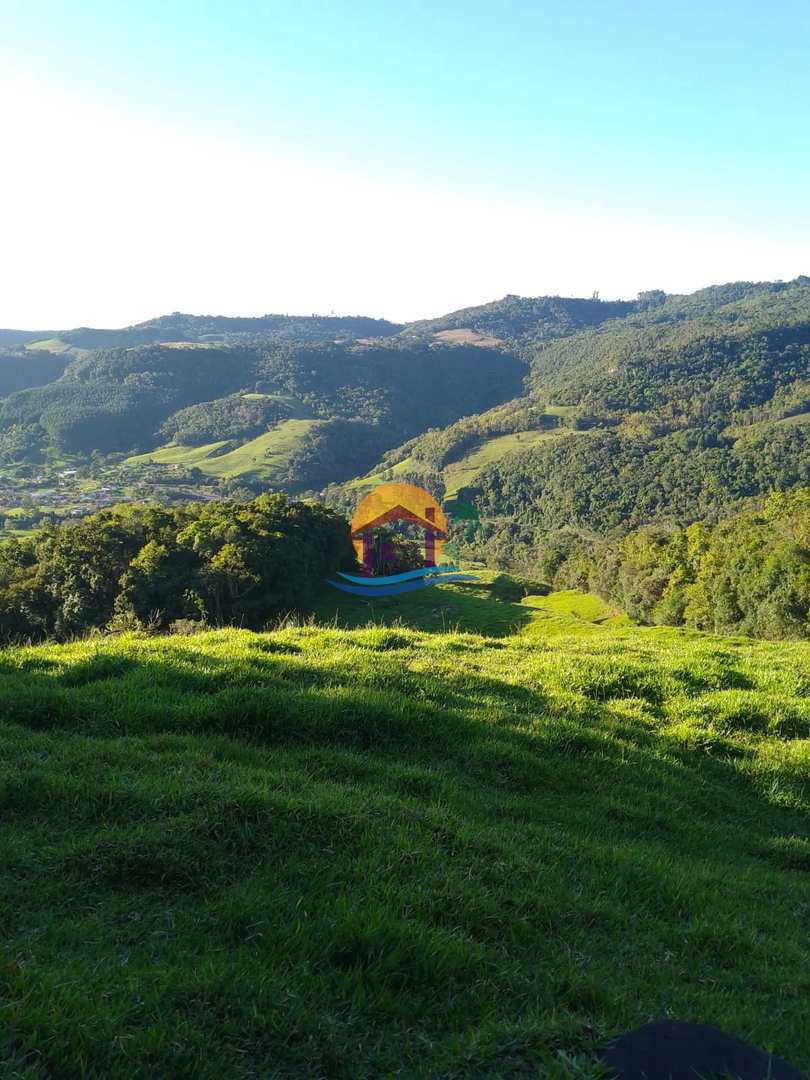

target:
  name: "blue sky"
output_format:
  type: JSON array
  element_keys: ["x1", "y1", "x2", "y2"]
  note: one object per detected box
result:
[{"x1": 2, "y1": 0, "x2": 809, "y2": 326}]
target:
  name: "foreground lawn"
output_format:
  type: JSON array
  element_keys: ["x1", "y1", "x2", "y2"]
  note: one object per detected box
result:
[{"x1": 0, "y1": 610, "x2": 809, "y2": 1077}]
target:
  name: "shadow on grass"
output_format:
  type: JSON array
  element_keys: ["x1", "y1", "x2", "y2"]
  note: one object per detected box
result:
[
  {"x1": 308, "y1": 575, "x2": 538, "y2": 637},
  {"x1": 0, "y1": 640, "x2": 806, "y2": 876},
  {"x1": 1, "y1": 632, "x2": 810, "y2": 1077}
]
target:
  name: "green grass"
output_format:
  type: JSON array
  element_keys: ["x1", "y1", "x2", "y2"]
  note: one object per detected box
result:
[
  {"x1": 1, "y1": 580, "x2": 809, "y2": 1078},
  {"x1": 727, "y1": 410, "x2": 810, "y2": 442},
  {"x1": 443, "y1": 430, "x2": 574, "y2": 497},
  {"x1": 0, "y1": 526, "x2": 42, "y2": 540},
  {"x1": 520, "y1": 589, "x2": 634, "y2": 636},
  {"x1": 124, "y1": 419, "x2": 319, "y2": 481},
  {"x1": 24, "y1": 338, "x2": 89, "y2": 357},
  {"x1": 124, "y1": 439, "x2": 232, "y2": 467},
  {"x1": 345, "y1": 454, "x2": 419, "y2": 490},
  {"x1": 348, "y1": 422, "x2": 580, "y2": 497},
  {"x1": 312, "y1": 570, "x2": 553, "y2": 636}
]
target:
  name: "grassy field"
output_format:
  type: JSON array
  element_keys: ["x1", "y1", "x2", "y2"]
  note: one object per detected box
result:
[
  {"x1": 124, "y1": 419, "x2": 319, "y2": 481},
  {"x1": 348, "y1": 427, "x2": 577, "y2": 497},
  {"x1": 345, "y1": 455, "x2": 418, "y2": 490},
  {"x1": 443, "y1": 431, "x2": 576, "y2": 497},
  {"x1": 1, "y1": 577, "x2": 809, "y2": 1078},
  {"x1": 726, "y1": 410, "x2": 810, "y2": 442},
  {"x1": 24, "y1": 339, "x2": 90, "y2": 358}
]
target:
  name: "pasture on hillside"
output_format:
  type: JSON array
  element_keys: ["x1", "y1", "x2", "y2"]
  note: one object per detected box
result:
[
  {"x1": 0, "y1": 578, "x2": 808, "y2": 1078},
  {"x1": 124, "y1": 419, "x2": 319, "y2": 483}
]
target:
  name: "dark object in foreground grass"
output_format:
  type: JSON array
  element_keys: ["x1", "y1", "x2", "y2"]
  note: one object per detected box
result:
[{"x1": 601, "y1": 1019, "x2": 806, "y2": 1079}]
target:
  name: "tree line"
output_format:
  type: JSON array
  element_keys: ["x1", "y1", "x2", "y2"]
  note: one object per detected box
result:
[
  {"x1": 0, "y1": 495, "x2": 353, "y2": 642},
  {"x1": 453, "y1": 489, "x2": 810, "y2": 639}
]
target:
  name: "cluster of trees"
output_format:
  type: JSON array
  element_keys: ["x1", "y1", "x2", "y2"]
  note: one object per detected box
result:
[
  {"x1": 249, "y1": 341, "x2": 526, "y2": 432},
  {"x1": 471, "y1": 426, "x2": 810, "y2": 534},
  {"x1": 402, "y1": 294, "x2": 634, "y2": 353},
  {"x1": 158, "y1": 392, "x2": 302, "y2": 446},
  {"x1": 527, "y1": 280, "x2": 810, "y2": 420},
  {"x1": 0, "y1": 346, "x2": 256, "y2": 455},
  {"x1": 452, "y1": 490, "x2": 810, "y2": 639},
  {"x1": 57, "y1": 312, "x2": 404, "y2": 350},
  {"x1": 281, "y1": 419, "x2": 396, "y2": 492},
  {"x1": 530, "y1": 322, "x2": 810, "y2": 436},
  {"x1": 0, "y1": 495, "x2": 353, "y2": 642},
  {"x1": 0, "y1": 348, "x2": 67, "y2": 397},
  {"x1": 587, "y1": 489, "x2": 810, "y2": 638}
]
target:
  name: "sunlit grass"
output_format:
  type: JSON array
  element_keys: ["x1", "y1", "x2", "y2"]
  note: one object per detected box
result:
[
  {"x1": 0, "y1": 583, "x2": 808, "y2": 1077},
  {"x1": 124, "y1": 419, "x2": 319, "y2": 481},
  {"x1": 442, "y1": 429, "x2": 576, "y2": 497}
]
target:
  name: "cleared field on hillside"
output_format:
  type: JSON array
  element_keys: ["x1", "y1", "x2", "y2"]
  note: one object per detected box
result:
[
  {"x1": 443, "y1": 429, "x2": 575, "y2": 496},
  {"x1": 348, "y1": 429, "x2": 576, "y2": 497},
  {"x1": 124, "y1": 419, "x2": 318, "y2": 480},
  {"x1": 432, "y1": 328, "x2": 503, "y2": 347},
  {"x1": 727, "y1": 410, "x2": 810, "y2": 442},
  {"x1": 24, "y1": 339, "x2": 89, "y2": 357},
  {"x1": 345, "y1": 454, "x2": 419, "y2": 491},
  {"x1": 1, "y1": 577, "x2": 808, "y2": 1078}
]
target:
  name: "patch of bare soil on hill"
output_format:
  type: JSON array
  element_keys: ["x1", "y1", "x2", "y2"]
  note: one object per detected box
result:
[{"x1": 432, "y1": 328, "x2": 503, "y2": 348}]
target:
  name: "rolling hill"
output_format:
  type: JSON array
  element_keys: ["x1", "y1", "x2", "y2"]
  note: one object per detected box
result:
[
  {"x1": 125, "y1": 419, "x2": 321, "y2": 483},
  {"x1": 1, "y1": 574, "x2": 808, "y2": 1077},
  {"x1": 3, "y1": 278, "x2": 810, "y2": 525},
  {"x1": 341, "y1": 276, "x2": 810, "y2": 539},
  {"x1": 0, "y1": 338, "x2": 527, "y2": 490}
]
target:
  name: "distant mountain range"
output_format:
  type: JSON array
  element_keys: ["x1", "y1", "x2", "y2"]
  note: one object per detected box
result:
[{"x1": 2, "y1": 277, "x2": 809, "y2": 532}]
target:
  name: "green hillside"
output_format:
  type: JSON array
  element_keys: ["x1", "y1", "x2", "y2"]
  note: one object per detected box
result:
[
  {"x1": 124, "y1": 419, "x2": 320, "y2": 482},
  {"x1": 398, "y1": 293, "x2": 634, "y2": 350},
  {"x1": 442, "y1": 430, "x2": 575, "y2": 497},
  {"x1": 349, "y1": 429, "x2": 576, "y2": 499},
  {"x1": 348, "y1": 277, "x2": 810, "y2": 539},
  {"x1": 0, "y1": 339, "x2": 526, "y2": 491},
  {"x1": 1, "y1": 578, "x2": 808, "y2": 1078},
  {"x1": 17, "y1": 312, "x2": 404, "y2": 353}
]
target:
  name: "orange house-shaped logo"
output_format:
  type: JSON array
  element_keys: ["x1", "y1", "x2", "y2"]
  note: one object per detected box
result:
[{"x1": 351, "y1": 482, "x2": 447, "y2": 573}]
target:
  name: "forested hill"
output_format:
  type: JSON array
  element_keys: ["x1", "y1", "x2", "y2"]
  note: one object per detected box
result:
[
  {"x1": 56, "y1": 311, "x2": 405, "y2": 350},
  {"x1": 348, "y1": 276, "x2": 810, "y2": 536},
  {"x1": 3, "y1": 277, "x2": 810, "y2": 504},
  {"x1": 398, "y1": 294, "x2": 634, "y2": 350},
  {"x1": 0, "y1": 338, "x2": 527, "y2": 491}
]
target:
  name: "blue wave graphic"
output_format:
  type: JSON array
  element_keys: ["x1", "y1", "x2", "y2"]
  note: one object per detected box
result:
[
  {"x1": 328, "y1": 573, "x2": 476, "y2": 597},
  {"x1": 336, "y1": 565, "x2": 462, "y2": 586}
]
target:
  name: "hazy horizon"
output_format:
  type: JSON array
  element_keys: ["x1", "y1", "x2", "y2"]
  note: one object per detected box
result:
[
  {"x1": 3, "y1": 0, "x2": 810, "y2": 328},
  {"x1": 5, "y1": 273, "x2": 810, "y2": 334}
]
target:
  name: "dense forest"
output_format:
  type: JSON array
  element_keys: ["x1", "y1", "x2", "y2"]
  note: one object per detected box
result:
[
  {"x1": 471, "y1": 425, "x2": 810, "y2": 532},
  {"x1": 3, "y1": 279, "x2": 810, "y2": 641},
  {"x1": 0, "y1": 347, "x2": 68, "y2": 397},
  {"x1": 453, "y1": 489, "x2": 810, "y2": 640},
  {"x1": 0, "y1": 495, "x2": 353, "y2": 642}
]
